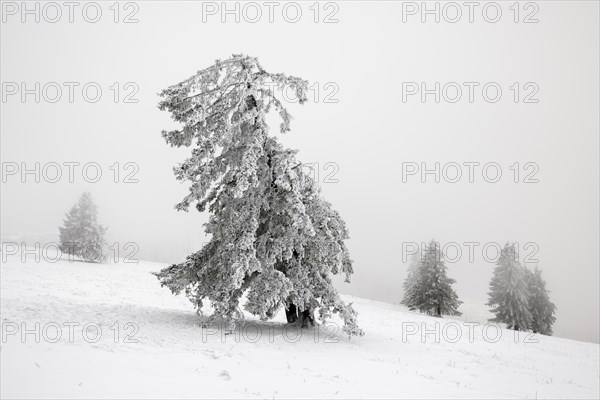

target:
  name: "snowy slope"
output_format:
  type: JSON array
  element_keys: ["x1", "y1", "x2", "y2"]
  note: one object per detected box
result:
[{"x1": 1, "y1": 254, "x2": 598, "y2": 399}]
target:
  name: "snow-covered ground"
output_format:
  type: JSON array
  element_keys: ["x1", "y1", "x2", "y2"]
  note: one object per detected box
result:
[{"x1": 1, "y1": 253, "x2": 598, "y2": 399}]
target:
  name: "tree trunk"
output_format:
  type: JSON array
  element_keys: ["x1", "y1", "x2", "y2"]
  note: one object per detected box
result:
[
  {"x1": 299, "y1": 308, "x2": 315, "y2": 328},
  {"x1": 436, "y1": 304, "x2": 441, "y2": 317},
  {"x1": 285, "y1": 303, "x2": 298, "y2": 323}
]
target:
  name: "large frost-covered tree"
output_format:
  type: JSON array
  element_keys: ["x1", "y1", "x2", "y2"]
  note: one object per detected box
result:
[
  {"x1": 525, "y1": 266, "x2": 556, "y2": 335},
  {"x1": 487, "y1": 242, "x2": 532, "y2": 331},
  {"x1": 58, "y1": 192, "x2": 106, "y2": 262},
  {"x1": 402, "y1": 240, "x2": 462, "y2": 317},
  {"x1": 154, "y1": 55, "x2": 362, "y2": 336}
]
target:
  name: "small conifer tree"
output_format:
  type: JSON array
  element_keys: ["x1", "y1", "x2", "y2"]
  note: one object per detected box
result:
[
  {"x1": 525, "y1": 266, "x2": 556, "y2": 335},
  {"x1": 402, "y1": 240, "x2": 462, "y2": 317},
  {"x1": 487, "y1": 243, "x2": 532, "y2": 331},
  {"x1": 58, "y1": 192, "x2": 106, "y2": 262}
]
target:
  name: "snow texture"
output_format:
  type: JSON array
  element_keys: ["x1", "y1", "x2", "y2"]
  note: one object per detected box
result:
[{"x1": 1, "y1": 253, "x2": 598, "y2": 399}]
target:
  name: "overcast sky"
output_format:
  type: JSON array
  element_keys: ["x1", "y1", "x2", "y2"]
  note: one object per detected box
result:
[{"x1": 1, "y1": 1, "x2": 598, "y2": 343}]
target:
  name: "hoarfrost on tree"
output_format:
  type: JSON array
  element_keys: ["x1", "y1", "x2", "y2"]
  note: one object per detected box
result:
[
  {"x1": 487, "y1": 242, "x2": 532, "y2": 331},
  {"x1": 58, "y1": 191, "x2": 107, "y2": 263},
  {"x1": 525, "y1": 266, "x2": 556, "y2": 335},
  {"x1": 401, "y1": 240, "x2": 462, "y2": 317},
  {"x1": 154, "y1": 54, "x2": 363, "y2": 336}
]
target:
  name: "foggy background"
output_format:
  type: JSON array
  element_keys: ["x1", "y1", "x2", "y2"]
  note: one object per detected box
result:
[{"x1": 1, "y1": 1, "x2": 598, "y2": 343}]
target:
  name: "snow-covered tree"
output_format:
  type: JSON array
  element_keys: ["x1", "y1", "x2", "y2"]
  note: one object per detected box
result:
[
  {"x1": 58, "y1": 192, "x2": 106, "y2": 262},
  {"x1": 401, "y1": 251, "x2": 422, "y2": 311},
  {"x1": 525, "y1": 266, "x2": 556, "y2": 335},
  {"x1": 402, "y1": 240, "x2": 462, "y2": 317},
  {"x1": 154, "y1": 55, "x2": 362, "y2": 336},
  {"x1": 487, "y1": 242, "x2": 532, "y2": 331}
]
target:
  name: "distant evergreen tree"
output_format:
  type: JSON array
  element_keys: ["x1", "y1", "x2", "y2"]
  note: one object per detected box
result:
[
  {"x1": 401, "y1": 251, "x2": 422, "y2": 311},
  {"x1": 59, "y1": 204, "x2": 80, "y2": 250},
  {"x1": 58, "y1": 192, "x2": 106, "y2": 262},
  {"x1": 402, "y1": 240, "x2": 462, "y2": 317},
  {"x1": 487, "y1": 243, "x2": 532, "y2": 331},
  {"x1": 525, "y1": 266, "x2": 556, "y2": 335}
]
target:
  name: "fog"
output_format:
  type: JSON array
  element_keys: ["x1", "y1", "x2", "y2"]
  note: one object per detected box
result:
[{"x1": 1, "y1": 2, "x2": 598, "y2": 343}]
